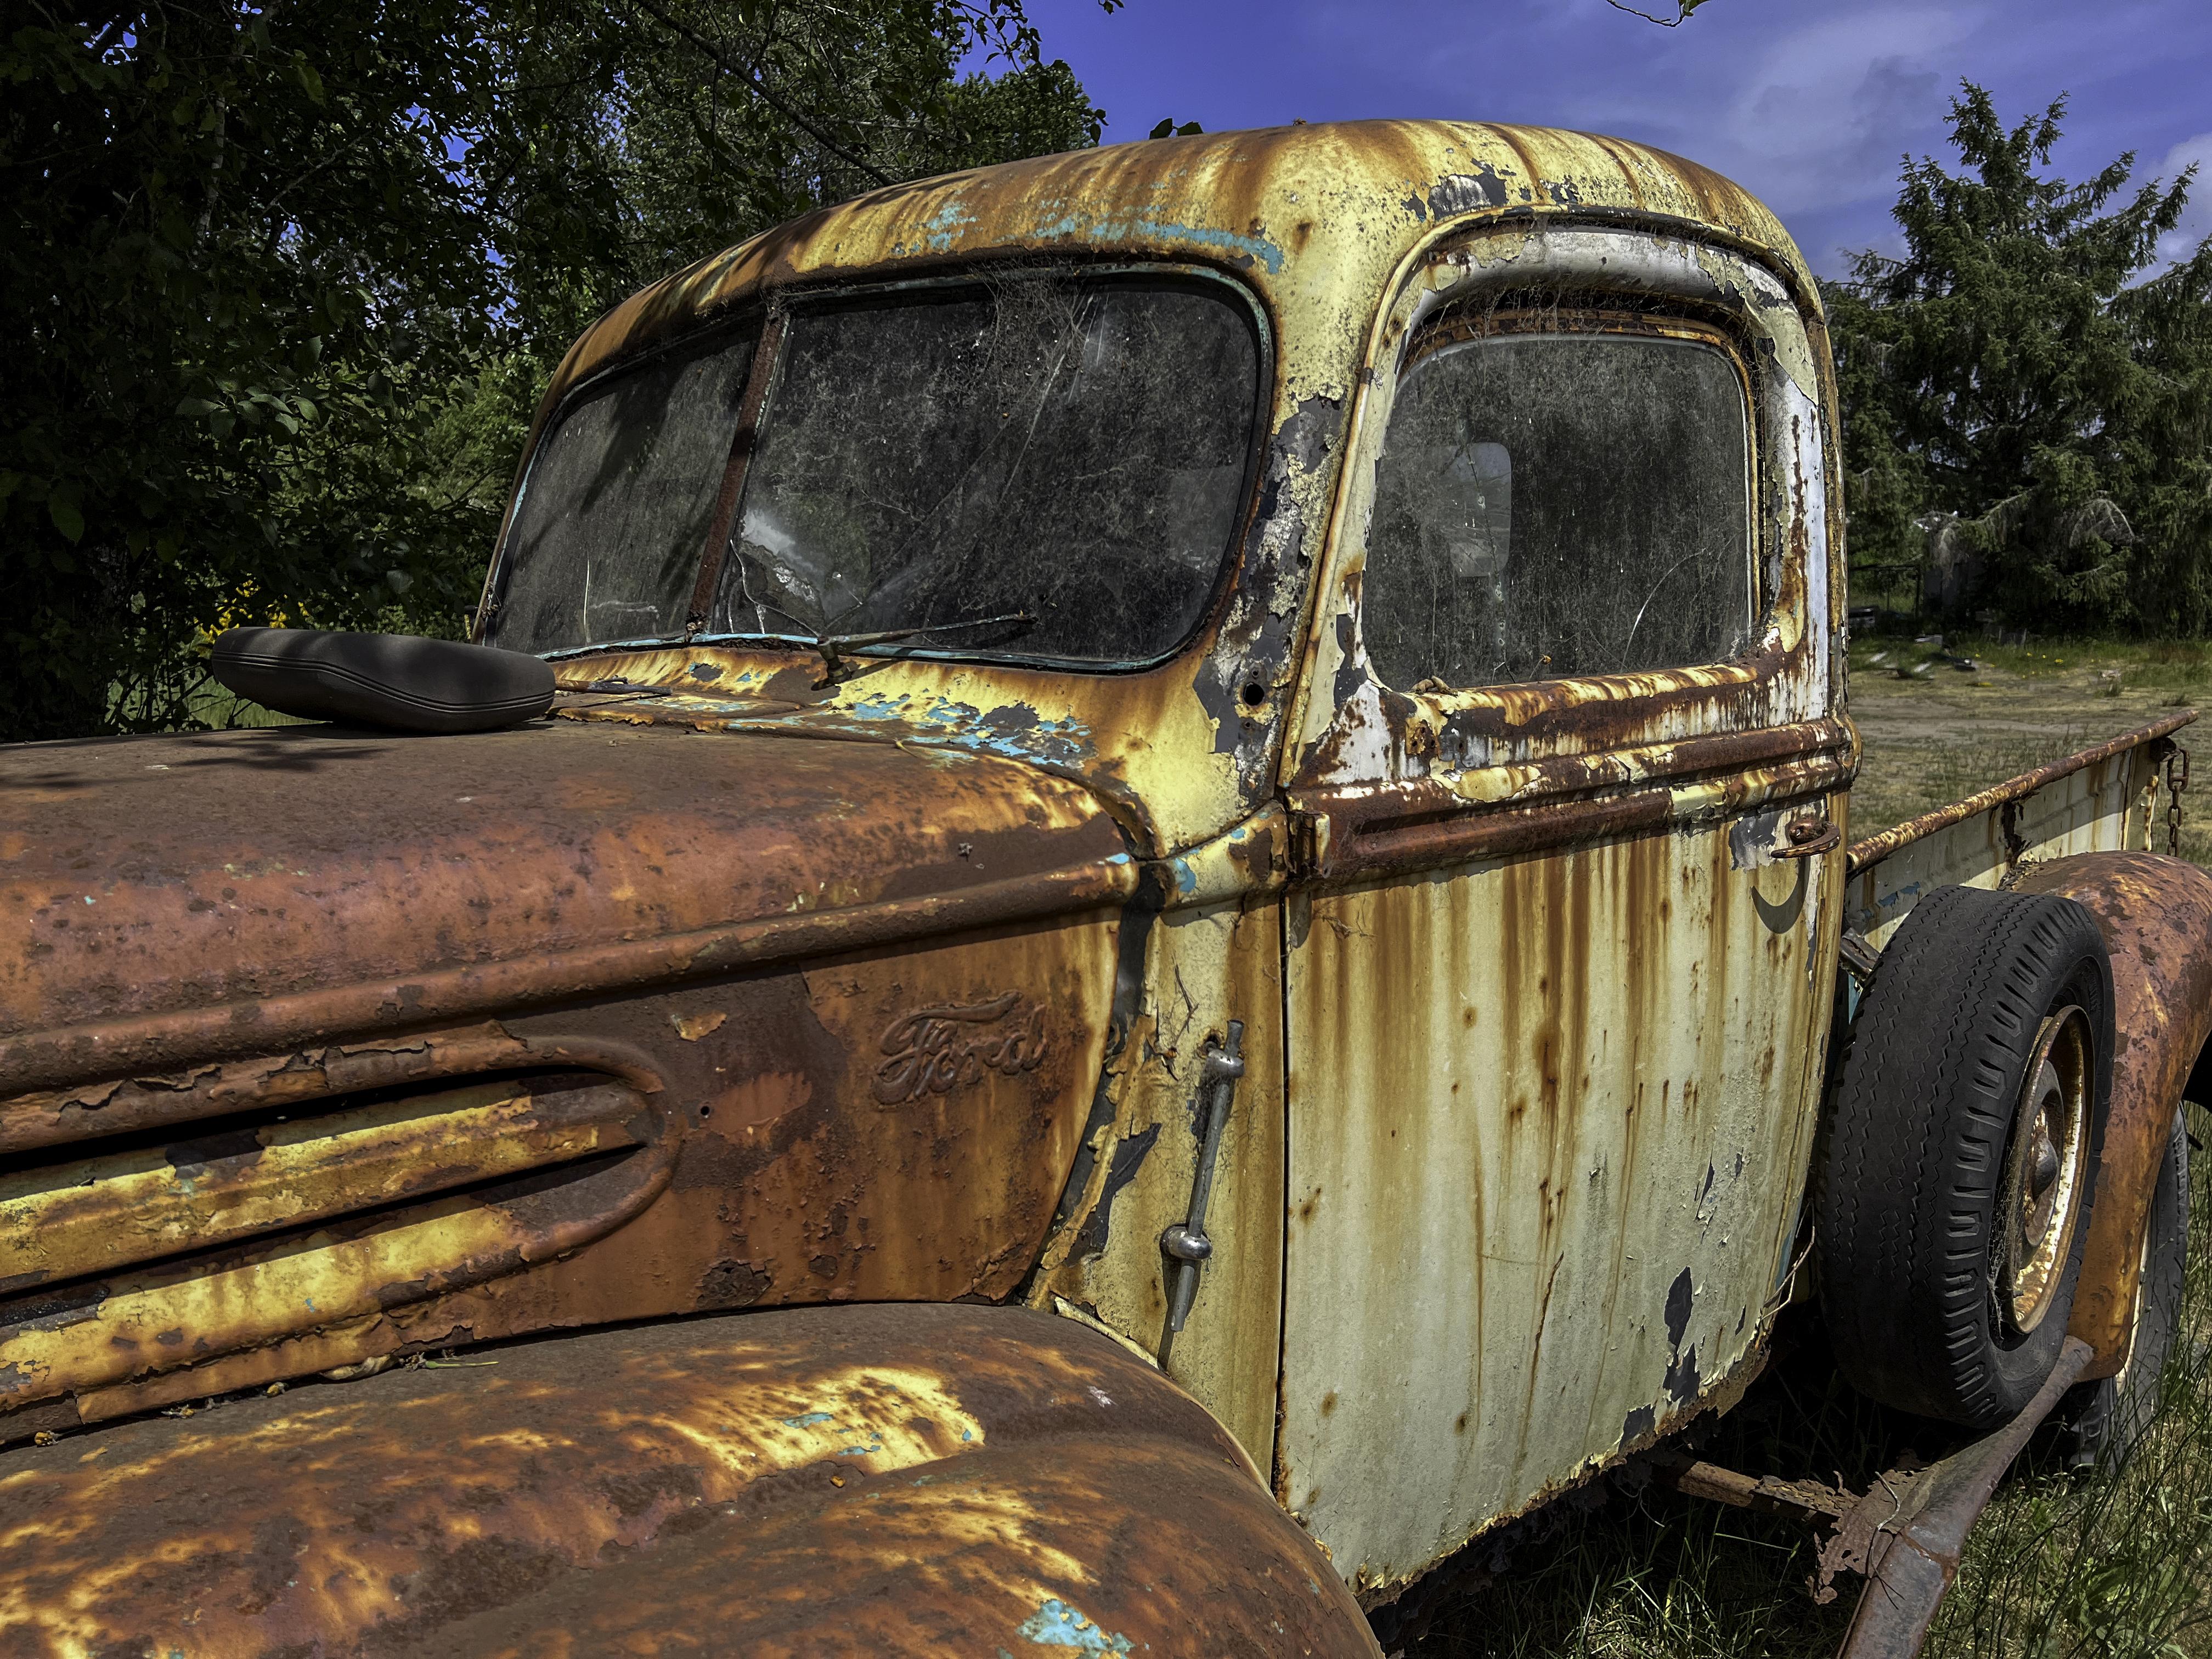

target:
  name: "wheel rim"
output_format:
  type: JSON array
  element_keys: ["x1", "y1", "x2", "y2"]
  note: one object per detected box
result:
[{"x1": 1995, "y1": 1005, "x2": 2093, "y2": 1336}]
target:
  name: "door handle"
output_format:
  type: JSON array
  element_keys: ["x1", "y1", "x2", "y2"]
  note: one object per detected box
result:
[
  {"x1": 1160, "y1": 1021, "x2": 1245, "y2": 1335},
  {"x1": 1772, "y1": 815, "x2": 1841, "y2": 859}
]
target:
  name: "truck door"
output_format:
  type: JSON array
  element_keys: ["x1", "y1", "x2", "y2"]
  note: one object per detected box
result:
[{"x1": 1273, "y1": 226, "x2": 1853, "y2": 1596}]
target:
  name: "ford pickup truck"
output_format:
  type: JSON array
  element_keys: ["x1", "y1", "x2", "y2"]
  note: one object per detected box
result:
[{"x1": 4, "y1": 120, "x2": 2207, "y2": 1658}]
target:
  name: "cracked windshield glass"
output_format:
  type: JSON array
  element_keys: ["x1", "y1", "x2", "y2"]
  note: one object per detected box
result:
[
  {"x1": 493, "y1": 321, "x2": 763, "y2": 651},
  {"x1": 490, "y1": 275, "x2": 1260, "y2": 663},
  {"x1": 711, "y1": 275, "x2": 1259, "y2": 664}
]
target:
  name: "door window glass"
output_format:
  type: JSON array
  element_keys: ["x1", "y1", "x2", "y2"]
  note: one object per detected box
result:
[{"x1": 1363, "y1": 328, "x2": 1754, "y2": 690}]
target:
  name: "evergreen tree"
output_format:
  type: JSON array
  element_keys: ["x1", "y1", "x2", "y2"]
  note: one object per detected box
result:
[{"x1": 1827, "y1": 84, "x2": 2212, "y2": 632}]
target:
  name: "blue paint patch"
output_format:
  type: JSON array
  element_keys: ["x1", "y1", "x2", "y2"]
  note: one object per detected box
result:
[
  {"x1": 960, "y1": 1428, "x2": 974, "y2": 1442},
  {"x1": 1017, "y1": 1598, "x2": 1134, "y2": 1654},
  {"x1": 1170, "y1": 858, "x2": 1198, "y2": 895},
  {"x1": 1875, "y1": 881, "x2": 1922, "y2": 912},
  {"x1": 1020, "y1": 204, "x2": 1285, "y2": 274},
  {"x1": 1132, "y1": 217, "x2": 1285, "y2": 274},
  {"x1": 781, "y1": 1411, "x2": 837, "y2": 1428},
  {"x1": 733, "y1": 691, "x2": 1094, "y2": 768},
  {"x1": 845, "y1": 691, "x2": 912, "y2": 721},
  {"x1": 921, "y1": 198, "x2": 978, "y2": 251}
]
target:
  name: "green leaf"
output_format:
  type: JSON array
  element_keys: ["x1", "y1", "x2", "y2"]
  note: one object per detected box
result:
[{"x1": 48, "y1": 496, "x2": 83, "y2": 544}]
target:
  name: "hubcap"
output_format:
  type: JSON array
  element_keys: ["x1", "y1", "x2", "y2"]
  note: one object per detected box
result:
[{"x1": 1995, "y1": 1006, "x2": 2092, "y2": 1336}]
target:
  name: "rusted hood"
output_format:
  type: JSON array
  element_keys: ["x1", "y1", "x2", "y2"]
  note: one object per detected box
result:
[
  {"x1": 0, "y1": 721, "x2": 1133, "y2": 1090},
  {"x1": 0, "y1": 1303, "x2": 1378, "y2": 1656}
]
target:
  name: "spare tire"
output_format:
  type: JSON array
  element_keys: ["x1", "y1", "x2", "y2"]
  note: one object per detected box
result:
[
  {"x1": 213, "y1": 628, "x2": 555, "y2": 735},
  {"x1": 1816, "y1": 883, "x2": 2114, "y2": 1429}
]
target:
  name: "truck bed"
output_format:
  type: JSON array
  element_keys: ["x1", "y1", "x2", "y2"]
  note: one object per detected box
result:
[{"x1": 1846, "y1": 709, "x2": 2197, "y2": 946}]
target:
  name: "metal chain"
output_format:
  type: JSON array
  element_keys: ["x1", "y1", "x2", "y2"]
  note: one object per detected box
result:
[{"x1": 2167, "y1": 744, "x2": 2191, "y2": 856}]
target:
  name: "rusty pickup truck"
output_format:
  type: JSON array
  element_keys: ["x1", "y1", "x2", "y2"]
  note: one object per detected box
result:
[{"x1": 5, "y1": 121, "x2": 2209, "y2": 1658}]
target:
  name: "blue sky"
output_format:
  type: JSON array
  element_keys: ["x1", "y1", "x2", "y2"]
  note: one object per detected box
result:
[{"x1": 1008, "y1": 0, "x2": 2212, "y2": 279}]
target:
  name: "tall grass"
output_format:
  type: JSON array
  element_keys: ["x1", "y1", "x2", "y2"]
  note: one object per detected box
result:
[{"x1": 1923, "y1": 1104, "x2": 2212, "y2": 1657}]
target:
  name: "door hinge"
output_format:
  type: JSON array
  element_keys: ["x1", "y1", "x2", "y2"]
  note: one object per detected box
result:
[{"x1": 1286, "y1": 809, "x2": 1322, "y2": 882}]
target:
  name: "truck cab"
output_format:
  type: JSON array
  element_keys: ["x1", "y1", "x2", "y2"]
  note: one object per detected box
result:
[{"x1": 3, "y1": 121, "x2": 2205, "y2": 1657}]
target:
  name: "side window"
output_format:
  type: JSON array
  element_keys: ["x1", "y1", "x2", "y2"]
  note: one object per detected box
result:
[{"x1": 1362, "y1": 318, "x2": 1755, "y2": 691}]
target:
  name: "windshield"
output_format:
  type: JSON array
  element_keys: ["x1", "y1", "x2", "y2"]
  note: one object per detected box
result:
[
  {"x1": 494, "y1": 323, "x2": 761, "y2": 652},
  {"x1": 488, "y1": 273, "x2": 1262, "y2": 665}
]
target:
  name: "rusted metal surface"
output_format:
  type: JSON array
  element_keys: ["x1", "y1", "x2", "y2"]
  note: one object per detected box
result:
[
  {"x1": 1294, "y1": 722, "x2": 1855, "y2": 883},
  {"x1": 2, "y1": 913, "x2": 1116, "y2": 1431},
  {"x1": 0, "y1": 1302, "x2": 1379, "y2": 1657},
  {"x1": 1257, "y1": 206, "x2": 1845, "y2": 1597},
  {"x1": 538, "y1": 123, "x2": 1816, "y2": 408},
  {"x1": 1846, "y1": 737, "x2": 2175, "y2": 950},
  {"x1": 480, "y1": 125, "x2": 1823, "y2": 862},
  {"x1": 2011, "y1": 854, "x2": 2212, "y2": 1379},
  {"x1": 1278, "y1": 811, "x2": 1841, "y2": 1595},
  {"x1": 1028, "y1": 852, "x2": 1290, "y2": 1468},
  {"x1": 0, "y1": 1022, "x2": 603, "y2": 1159},
  {"x1": 1843, "y1": 712, "x2": 2196, "y2": 878},
  {"x1": 0, "y1": 720, "x2": 1132, "y2": 1094},
  {"x1": 1650, "y1": 1451, "x2": 1853, "y2": 1525},
  {"x1": 1, "y1": 1076, "x2": 650, "y2": 1295},
  {"x1": 0, "y1": 115, "x2": 1878, "y2": 1635},
  {"x1": 1835, "y1": 1338, "x2": 2095, "y2": 1659}
]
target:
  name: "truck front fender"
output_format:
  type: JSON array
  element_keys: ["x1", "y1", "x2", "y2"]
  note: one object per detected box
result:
[
  {"x1": 2016, "y1": 852, "x2": 2212, "y2": 1380},
  {"x1": 0, "y1": 1302, "x2": 1378, "y2": 1657}
]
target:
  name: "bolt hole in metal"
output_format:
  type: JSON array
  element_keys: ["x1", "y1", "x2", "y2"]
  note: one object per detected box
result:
[
  {"x1": 1994, "y1": 1006, "x2": 2092, "y2": 1338},
  {"x1": 1240, "y1": 680, "x2": 1267, "y2": 708}
]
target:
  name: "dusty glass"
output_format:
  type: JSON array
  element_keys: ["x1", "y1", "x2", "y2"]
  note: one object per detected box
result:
[
  {"x1": 1362, "y1": 331, "x2": 1753, "y2": 690},
  {"x1": 711, "y1": 276, "x2": 1259, "y2": 665},
  {"x1": 492, "y1": 324, "x2": 760, "y2": 653}
]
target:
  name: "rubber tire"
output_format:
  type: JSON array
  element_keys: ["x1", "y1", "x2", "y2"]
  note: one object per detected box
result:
[
  {"x1": 2061, "y1": 1104, "x2": 2189, "y2": 1470},
  {"x1": 1816, "y1": 883, "x2": 2115, "y2": 1429}
]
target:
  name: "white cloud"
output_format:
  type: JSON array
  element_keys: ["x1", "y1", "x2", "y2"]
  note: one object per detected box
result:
[
  {"x1": 1702, "y1": 8, "x2": 1981, "y2": 211},
  {"x1": 2153, "y1": 132, "x2": 2212, "y2": 267}
]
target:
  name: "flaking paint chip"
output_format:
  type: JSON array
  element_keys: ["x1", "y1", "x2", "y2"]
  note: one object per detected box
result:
[{"x1": 673, "y1": 1011, "x2": 728, "y2": 1041}]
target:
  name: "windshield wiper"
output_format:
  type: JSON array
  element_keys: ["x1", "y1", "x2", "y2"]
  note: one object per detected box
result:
[{"x1": 810, "y1": 611, "x2": 1036, "y2": 686}]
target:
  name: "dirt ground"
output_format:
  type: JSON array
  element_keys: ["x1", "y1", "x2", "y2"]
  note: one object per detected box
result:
[{"x1": 1847, "y1": 633, "x2": 2211, "y2": 862}]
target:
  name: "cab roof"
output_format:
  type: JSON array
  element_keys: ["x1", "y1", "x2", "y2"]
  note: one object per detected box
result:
[{"x1": 552, "y1": 119, "x2": 1818, "y2": 398}]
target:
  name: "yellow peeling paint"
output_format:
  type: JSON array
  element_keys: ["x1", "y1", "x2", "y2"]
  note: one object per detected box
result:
[{"x1": 498, "y1": 121, "x2": 1819, "y2": 858}]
